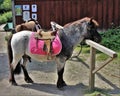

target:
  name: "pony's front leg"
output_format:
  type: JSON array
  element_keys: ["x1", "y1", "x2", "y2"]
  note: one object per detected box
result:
[
  {"x1": 55, "y1": 57, "x2": 67, "y2": 88},
  {"x1": 21, "y1": 55, "x2": 33, "y2": 83}
]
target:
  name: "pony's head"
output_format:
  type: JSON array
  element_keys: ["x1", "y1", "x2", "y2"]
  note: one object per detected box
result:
[
  {"x1": 82, "y1": 17, "x2": 101, "y2": 43},
  {"x1": 64, "y1": 17, "x2": 102, "y2": 43}
]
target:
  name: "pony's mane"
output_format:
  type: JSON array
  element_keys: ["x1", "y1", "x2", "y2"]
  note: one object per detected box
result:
[{"x1": 64, "y1": 17, "x2": 99, "y2": 27}]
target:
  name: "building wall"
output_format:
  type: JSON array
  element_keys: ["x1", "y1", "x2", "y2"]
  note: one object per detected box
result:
[{"x1": 14, "y1": 0, "x2": 120, "y2": 29}]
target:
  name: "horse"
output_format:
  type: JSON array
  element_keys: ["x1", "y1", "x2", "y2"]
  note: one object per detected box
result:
[
  {"x1": 7, "y1": 17, "x2": 102, "y2": 89},
  {"x1": 12, "y1": 19, "x2": 41, "y2": 33}
]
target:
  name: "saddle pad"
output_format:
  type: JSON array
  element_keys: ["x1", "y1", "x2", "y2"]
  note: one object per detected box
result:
[{"x1": 29, "y1": 32, "x2": 62, "y2": 55}]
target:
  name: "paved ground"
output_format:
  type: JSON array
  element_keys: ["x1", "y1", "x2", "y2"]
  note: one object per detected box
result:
[{"x1": 0, "y1": 30, "x2": 120, "y2": 96}]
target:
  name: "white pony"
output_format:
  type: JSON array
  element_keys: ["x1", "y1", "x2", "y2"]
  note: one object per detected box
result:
[{"x1": 7, "y1": 17, "x2": 101, "y2": 88}]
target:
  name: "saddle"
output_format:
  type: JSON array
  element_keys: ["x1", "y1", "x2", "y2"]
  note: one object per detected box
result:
[{"x1": 34, "y1": 29, "x2": 57, "y2": 59}]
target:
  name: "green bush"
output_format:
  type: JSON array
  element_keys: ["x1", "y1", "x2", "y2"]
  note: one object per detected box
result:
[
  {"x1": 0, "y1": 0, "x2": 11, "y2": 12},
  {"x1": 100, "y1": 27, "x2": 120, "y2": 51},
  {"x1": 0, "y1": 0, "x2": 12, "y2": 24},
  {"x1": 0, "y1": 11, "x2": 12, "y2": 24},
  {"x1": 4, "y1": 11, "x2": 12, "y2": 22},
  {"x1": 0, "y1": 15, "x2": 7, "y2": 24}
]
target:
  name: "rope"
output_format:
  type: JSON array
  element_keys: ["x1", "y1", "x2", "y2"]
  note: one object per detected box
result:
[{"x1": 71, "y1": 43, "x2": 83, "y2": 58}]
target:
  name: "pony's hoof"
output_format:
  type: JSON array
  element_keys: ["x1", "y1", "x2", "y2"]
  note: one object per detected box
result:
[
  {"x1": 11, "y1": 82, "x2": 18, "y2": 86},
  {"x1": 9, "y1": 79, "x2": 18, "y2": 86},
  {"x1": 25, "y1": 78, "x2": 34, "y2": 83},
  {"x1": 57, "y1": 81, "x2": 67, "y2": 89}
]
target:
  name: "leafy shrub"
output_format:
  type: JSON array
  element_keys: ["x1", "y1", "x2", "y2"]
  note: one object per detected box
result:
[
  {"x1": 0, "y1": 11, "x2": 12, "y2": 24},
  {"x1": 0, "y1": 15, "x2": 7, "y2": 24},
  {"x1": 4, "y1": 11, "x2": 12, "y2": 22},
  {"x1": 100, "y1": 27, "x2": 120, "y2": 51},
  {"x1": 0, "y1": 0, "x2": 11, "y2": 12}
]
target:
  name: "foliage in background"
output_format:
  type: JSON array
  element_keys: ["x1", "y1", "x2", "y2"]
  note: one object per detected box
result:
[
  {"x1": 100, "y1": 27, "x2": 120, "y2": 51},
  {"x1": 0, "y1": 0, "x2": 12, "y2": 24},
  {"x1": 0, "y1": 11, "x2": 12, "y2": 24},
  {"x1": 0, "y1": 0, "x2": 11, "y2": 12}
]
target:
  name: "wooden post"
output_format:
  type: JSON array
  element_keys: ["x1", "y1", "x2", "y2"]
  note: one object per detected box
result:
[
  {"x1": 89, "y1": 46, "x2": 96, "y2": 90},
  {"x1": 11, "y1": 0, "x2": 16, "y2": 28}
]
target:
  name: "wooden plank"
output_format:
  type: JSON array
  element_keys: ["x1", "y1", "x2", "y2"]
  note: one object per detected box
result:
[
  {"x1": 85, "y1": 40, "x2": 117, "y2": 58},
  {"x1": 87, "y1": 0, "x2": 92, "y2": 17},
  {"x1": 97, "y1": 0, "x2": 103, "y2": 29},
  {"x1": 89, "y1": 46, "x2": 96, "y2": 90},
  {"x1": 56, "y1": 0, "x2": 63, "y2": 25},
  {"x1": 108, "y1": 0, "x2": 114, "y2": 28},
  {"x1": 37, "y1": 1, "x2": 43, "y2": 27},
  {"x1": 117, "y1": 0, "x2": 120, "y2": 26},
  {"x1": 92, "y1": 57, "x2": 114, "y2": 74},
  {"x1": 80, "y1": 0, "x2": 88, "y2": 18},
  {"x1": 76, "y1": 0, "x2": 81, "y2": 19},
  {"x1": 71, "y1": 1, "x2": 77, "y2": 21},
  {"x1": 113, "y1": 0, "x2": 119, "y2": 26},
  {"x1": 103, "y1": 0, "x2": 108, "y2": 29}
]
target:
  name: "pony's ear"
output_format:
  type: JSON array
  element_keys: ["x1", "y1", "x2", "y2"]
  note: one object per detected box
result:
[
  {"x1": 89, "y1": 17, "x2": 99, "y2": 27},
  {"x1": 89, "y1": 18, "x2": 94, "y2": 25}
]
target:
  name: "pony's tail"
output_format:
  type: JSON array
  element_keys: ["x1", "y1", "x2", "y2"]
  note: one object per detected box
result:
[{"x1": 7, "y1": 34, "x2": 21, "y2": 74}]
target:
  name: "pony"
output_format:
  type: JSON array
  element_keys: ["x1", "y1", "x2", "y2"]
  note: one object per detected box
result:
[
  {"x1": 7, "y1": 17, "x2": 101, "y2": 89},
  {"x1": 13, "y1": 19, "x2": 41, "y2": 33}
]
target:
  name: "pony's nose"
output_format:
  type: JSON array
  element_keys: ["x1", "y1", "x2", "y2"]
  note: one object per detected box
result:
[{"x1": 94, "y1": 36, "x2": 102, "y2": 43}]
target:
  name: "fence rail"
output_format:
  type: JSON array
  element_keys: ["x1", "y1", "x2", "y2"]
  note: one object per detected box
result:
[{"x1": 85, "y1": 40, "x2": 117, "y2": 90}]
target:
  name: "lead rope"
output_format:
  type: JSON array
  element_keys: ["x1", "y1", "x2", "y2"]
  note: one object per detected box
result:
[{"x1": 71, "y1": 43, "x2": 83, "y2": 58}]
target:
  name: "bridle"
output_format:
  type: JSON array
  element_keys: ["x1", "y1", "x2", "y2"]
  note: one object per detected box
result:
[
  {"x1": 71, "y1": 43, "x2": 83, "y2": 58},
  {"x1": 71, "y1": 23, "x2": 97, "y2": 58}
]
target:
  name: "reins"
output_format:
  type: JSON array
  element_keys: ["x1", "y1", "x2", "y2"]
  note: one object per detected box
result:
[{"x1": 71, "y1": 43, "x2": 83, "y2": 58}]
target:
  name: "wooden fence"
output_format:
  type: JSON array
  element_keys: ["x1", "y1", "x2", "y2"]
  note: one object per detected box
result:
[
  {"x1": 13, "y1": 0, "x2": 120, "y2": 29},
  {"x1": 85, "y1": 40, "x2": 117, "y2": 90},
  {"x1": 51, "y1": 21, "x2": 118, "y2": 90}
]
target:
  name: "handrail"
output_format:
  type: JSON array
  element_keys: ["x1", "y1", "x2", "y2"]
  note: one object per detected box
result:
[
  {"x1": 86, "y1": 40, "x2": 117, "y2": 58},
  {"x1": 86, "y1": 39, "x2": 117, "y2": 90}
]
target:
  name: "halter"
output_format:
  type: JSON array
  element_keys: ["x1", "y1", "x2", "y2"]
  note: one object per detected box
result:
[
  {"x1": 35, "y1": 23, "x2": 41, "y2": 31},
  {"x1": 72, "y1": 23, "x2": 97, "y2": 58}
]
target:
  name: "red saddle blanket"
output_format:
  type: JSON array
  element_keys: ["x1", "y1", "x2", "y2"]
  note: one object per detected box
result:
[{"x1": 29, "y1": 32, "x2": 62, "y2": 55}]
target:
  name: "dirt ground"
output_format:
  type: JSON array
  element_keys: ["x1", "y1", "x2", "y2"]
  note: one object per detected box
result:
[{"x1": 0, "y1": 31, "x2": 120, "y2": 96}]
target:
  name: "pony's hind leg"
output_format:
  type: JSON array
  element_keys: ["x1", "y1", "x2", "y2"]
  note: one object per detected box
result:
[
  {"x1": 9, "y1": 64, "x2": 18, "y2": 86},
  {"x1": 21, "y1": 55, "x2": 33, "y2": 83},
  {"x1": 55, "y1": 57, "x2": 67, "y2": 88},
  {"x1": 9, "y1": 58, "x2": 22, "y2": 86}
]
